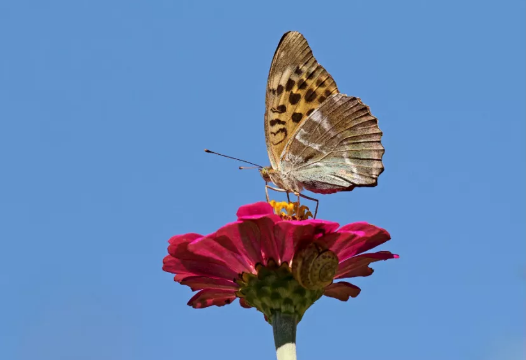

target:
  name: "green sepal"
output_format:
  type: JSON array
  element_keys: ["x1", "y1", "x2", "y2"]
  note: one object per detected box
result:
[{"x1": 238, "y1": 260, "x2": 324, "y2": 323}]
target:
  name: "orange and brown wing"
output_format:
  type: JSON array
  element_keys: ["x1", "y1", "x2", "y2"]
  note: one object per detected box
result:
[{"x1": 264, "y1": 31, "x2": 339, "y2": 169}]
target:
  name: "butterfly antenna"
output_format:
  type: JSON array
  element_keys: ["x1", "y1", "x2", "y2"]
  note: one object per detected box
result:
[
  {"x1": 239, "y1": 166, "x2": 260, "y2": 170},
  {"x1": 204, "y1": 149, "x2": 263, "y2": 168}
]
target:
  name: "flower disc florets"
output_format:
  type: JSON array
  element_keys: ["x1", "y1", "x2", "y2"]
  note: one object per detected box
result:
[
  {"x1": 269, "y1": 200, "x2": 313, "y2": 220},
  {"x1": 235, "y1": 259, "x2": 324, "y2": 322}
]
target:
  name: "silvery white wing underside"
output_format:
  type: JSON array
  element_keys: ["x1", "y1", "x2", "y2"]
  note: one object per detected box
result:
[{"x1": 280, "y1": 93, "x2": 384, "y2": 194}]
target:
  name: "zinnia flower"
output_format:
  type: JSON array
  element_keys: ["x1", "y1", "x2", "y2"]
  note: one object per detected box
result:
[{"x1": 163, "y1": 201, "x2": 398, "y2": 360}]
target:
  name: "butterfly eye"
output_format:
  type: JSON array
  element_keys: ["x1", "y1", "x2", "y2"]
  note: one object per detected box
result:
[{"x1": 259, "y1": 168, "x2": 271, "y2": 182}]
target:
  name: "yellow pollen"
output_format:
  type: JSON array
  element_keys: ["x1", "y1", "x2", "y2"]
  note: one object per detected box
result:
[{"x1": 269, "y1": 200, "x2": 313, "y2": 220}]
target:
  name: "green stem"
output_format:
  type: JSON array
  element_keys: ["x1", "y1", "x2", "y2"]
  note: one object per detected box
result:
[{"x1": 271, "y1": 312, "x2": 298, "y2": 360}]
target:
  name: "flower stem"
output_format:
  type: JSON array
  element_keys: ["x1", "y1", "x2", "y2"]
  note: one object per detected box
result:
[{"x1": 271, "y1": 312, "x2": 297, "y2": 360}]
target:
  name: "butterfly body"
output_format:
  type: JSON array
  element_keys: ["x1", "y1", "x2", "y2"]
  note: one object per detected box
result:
[
  {"x1": 260, "y1": 167, "x2": 304, "y2": 194},
  {"x1": 262, "y1": 32, "x2": 385, "y2": 196}
]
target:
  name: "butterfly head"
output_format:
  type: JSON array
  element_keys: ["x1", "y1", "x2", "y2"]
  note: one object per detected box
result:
[{"x1": 259, "y1": 167, "x2": 273, "y2": 183}]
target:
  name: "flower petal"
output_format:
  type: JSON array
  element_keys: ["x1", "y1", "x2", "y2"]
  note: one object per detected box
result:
[
  {"x1": 187, "y1": 289, "x2": 237, "y2": 308},
  {"x1": 166, "y1": 230, "x2": 251, "y2": 278},
  {"x1": 323, "y1": 282, "x2": 361, "y2": 301},
  {"x1": 236, "y1": 202, "x2": 277, "y2": 220},
  {"x1": 247, "y1": 216, "x2": 281, "y2": 264},
  {"x1": 188, "y1": 232, "x2": 253, "y2": 275},
  {"x1": 320, "y1": 223, "x2": 391, "y2": 261},
  {"x1": 275, "y1": 220, "x2": 340, "y2": 263},
  {"x1": 162, "y1": 255, "x2": 238, "y2": 280},
  {"x1": 335, "y1": 251, "x2": 399, "y2": 279},
  {"x1": 213, "y1": 221, "x2": 262, "y2": 272},
  {"x1": 234, "y1": 202, "x2": 284, "y2": 264},
  {"x1": 173, "y1": 273, "x2": 195, "y2": 282},
  {"x1": 180, "y1": 276, "x2": 239, "y2": 291},
  {"x1": 168, "y1": 234, "x2": 222, "y2": 263},
  {"x1": 167, "y1": 233, "x2": 203, "y2": 255}
]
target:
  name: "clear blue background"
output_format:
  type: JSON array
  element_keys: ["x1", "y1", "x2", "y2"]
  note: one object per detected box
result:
[{"x1": 1, "y1": 1, "x2": 524, "y2": 359}]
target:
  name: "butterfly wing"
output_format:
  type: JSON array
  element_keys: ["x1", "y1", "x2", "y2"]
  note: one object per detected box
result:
[
  {"x1": 264, "y1": 31, "x2": 339, "y2": 169},
  {"x1": 280, "y1": 93, "x2": 384, "y2": 194}
]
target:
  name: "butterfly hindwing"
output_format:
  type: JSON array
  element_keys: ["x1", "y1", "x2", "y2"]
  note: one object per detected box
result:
[
  {"x1": 280, "y1": 93, "x2": 384, "y2": 193},
  {"x1": 264, "y1": 31, "x2": 339, "y2": 169}
]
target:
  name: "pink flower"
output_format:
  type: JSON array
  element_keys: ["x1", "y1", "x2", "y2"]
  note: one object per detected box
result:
[{"x1": 162, "y1": 202, "x2": 398, "y2": 320}]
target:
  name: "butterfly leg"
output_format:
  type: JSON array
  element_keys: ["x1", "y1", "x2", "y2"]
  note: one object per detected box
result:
[
  {"x1": 294, "y1": 192, "x2": 319, "y2": 219},
  {"x1": 265, "y1": 184, "x2": 288, "y2": 202}
]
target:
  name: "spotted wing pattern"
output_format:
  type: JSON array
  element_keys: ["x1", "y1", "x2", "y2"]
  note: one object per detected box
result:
[
  {"x1": 264, "y1": 31, "x2": 339, "y2": 169},
  {"x1": 281, "y1": 93, "x2": 384, "y2": 194}
]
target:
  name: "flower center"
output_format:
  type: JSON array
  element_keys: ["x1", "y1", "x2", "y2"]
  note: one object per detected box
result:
[{"x1": 269, "y1": 200, "x2": 313, "y2": 220}]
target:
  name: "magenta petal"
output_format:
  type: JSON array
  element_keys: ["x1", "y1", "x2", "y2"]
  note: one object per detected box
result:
[
  {"x1": 272, "y1": 223, "x2": 294, "y2": 265},
  {"x1": 173, "y1": 273, "x2": 194, "y2": 282},
  {"x1": 168, "y1": 231, "x2": 251, "y2": 275},
  {"x1": 188, "y1": 233, "x2": 253, "y2": 275},
  {"x1": 187, "y1": 289, "x2": 237, "y2": 308},
  {"x1": 338, "y1": 221, "x2": 372, "y2": 232},
  {"x1": 274, "y1": 220, "x2": 340, "y2": 263},
  {"x1": 324, "y1": 282, "x2": 361, "y2": 301},
  {"x1": 302, "y1": 219, "x2": 340, "y2": 236},
  {"x1": 336, "y1": 251, "x2": 399, "y2": 279},
  {"x1": 319, "y1": 224, "x2": 391, "y2": 261},
  {"x1": 338, "y1": 222, "x2": 391, "y2": 257},
  {"x1": 213, "y1": 221, "x2": 262, "y2": 272},
  {"x1": 162, "y1": 255, "x2": 182, "y2": 274},
  {"x1": 180, "y1": 276, "x2": 239, "y2": 291},
  {"x1": 162, "y1": 255, "x2": 238, "y2": 280},
  {"x1": 168, "y1": 234, "x2": 226, "y2": 264},
  {"x1": 168, "y1": 233, "x2": 203, "y2": 245},
  {"x1": 236, "y1": 202, "x2": 276, "y2": 220},
  {"x1": 247, "y1": 216, "x2": 281, "y2": 264},
  {"x1": 167, "y1": 233, "x2": 203, "y2": 256},
  {"x1": 235, "y1": 203, "x2": 283, "y2": 264}
]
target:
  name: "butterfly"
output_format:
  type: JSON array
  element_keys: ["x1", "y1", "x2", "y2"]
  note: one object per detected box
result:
[{"x1": 259, "y1": 31, "x2": 385, "y2": 214}]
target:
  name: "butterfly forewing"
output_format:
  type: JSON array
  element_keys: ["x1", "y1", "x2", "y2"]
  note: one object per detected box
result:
[
  {"x1": 264, "y1": 31, "x2": 339, "y2": 169},
  {"x1": 281, "y1": 93, "x2": 384, "y2": 194}
]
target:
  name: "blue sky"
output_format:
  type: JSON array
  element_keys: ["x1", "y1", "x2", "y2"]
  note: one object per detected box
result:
[{"x1": 1, "y1": 1, "x2": 524, "y2": 359}]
